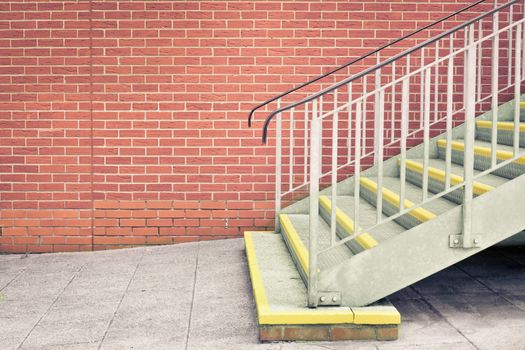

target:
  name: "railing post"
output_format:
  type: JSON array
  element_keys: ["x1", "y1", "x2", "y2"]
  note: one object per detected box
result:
[
  {"x1": 275, "y1": 99, "x2": 282, "y2": 232},
  {"x1": 374, "y1": 53, "x2": 381, "y2": 163},
  {"x1": 308, "y1": 99, "x2": 320, "y2": 308},
  {"x1": 462, "y1": 25, "x2": 477, "y2": 249}
]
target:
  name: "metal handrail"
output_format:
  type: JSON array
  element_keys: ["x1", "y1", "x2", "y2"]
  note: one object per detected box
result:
[
  {"x1": 260, "y1": 0, "x2": 518, "y2": 143},
  {"x1": 247, "y1": 0, "x2": 488, "y2": 128}
]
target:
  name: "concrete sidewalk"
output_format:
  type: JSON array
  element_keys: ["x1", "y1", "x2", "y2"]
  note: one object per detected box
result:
[{"x1": 1, "y1": 239, "x2": 525, "y2": 350}]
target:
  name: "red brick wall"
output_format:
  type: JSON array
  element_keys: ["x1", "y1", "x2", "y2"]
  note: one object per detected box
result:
[{"x1": 0, "y1": 1, "x2": 510, "y2": 252}]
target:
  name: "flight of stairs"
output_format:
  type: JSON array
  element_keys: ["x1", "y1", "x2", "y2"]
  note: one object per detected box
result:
[{"x1": 245, "y1": 98, "x2": 525, "y2": 341}]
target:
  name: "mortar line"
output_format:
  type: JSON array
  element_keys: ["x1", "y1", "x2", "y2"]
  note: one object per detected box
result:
[
  {"x1": 184, "y1": 242, "x2": 201, "y2": 350},
  {"x1": 411, "y1": 286, "x2": 480, "y2": 350},
  {"x1": 97, "y1": 251, "x2": 145, "y2": 349},
  {"x1": 16, "y1": 266, "x2": 83, "y2": 350}
]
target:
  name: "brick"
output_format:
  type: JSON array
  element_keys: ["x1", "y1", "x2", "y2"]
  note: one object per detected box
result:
[
  {"x1": 376, "y1": 326, "x2": 399, "y2": 341},
  {"x1": 259, "y1": 326, "x2": 283, "y2": 342},
  {"x1": 283, "y1": 326, "x2": 329, "y2": 341},
  {"x1": 331, "y1": 326, "x2": 376, "y2": 341}
]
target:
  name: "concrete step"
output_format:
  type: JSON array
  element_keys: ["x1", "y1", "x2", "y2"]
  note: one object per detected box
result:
[
  {"x1": 359, "y1": 176, "x2": 457, "y2": 230},
  {"x1": 244, "y1": 231, "x2": 400, "y2": 341},
  {"x1": 437, "y1": 139, "x2": 525, "y2": 179},
  {"x1": 318, "y1": 195, "x2": 405, "y2": 254},
  {"x1": 402, "y1": 158, "x2": 507, "y2": 204},
  {"x1": 476, "y1": 120, "x2": 525, "y2": 147},
  {"x1": 279, "y1": 213, "x2": 354, "y2": 281}
]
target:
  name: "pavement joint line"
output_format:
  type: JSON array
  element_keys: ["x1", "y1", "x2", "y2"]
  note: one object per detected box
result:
[
  {"x1": 97, "y1": 251, "x2": 145, "y2": 350},
  {"x1": 0, "y1": 267, "x2": 26, "y2": 292},
  {"x1": 184, "y1": 241, "x2": 200, "y2": 350},
  {"x1": 410, "y1": 284, "x2": 480, "y2": 350},
  {"x1": 16, "y1": 265, "x2": 84, "y2": 350},
  {"x1": 455, "y1": 263, "x2": 525, "y2": 314}
]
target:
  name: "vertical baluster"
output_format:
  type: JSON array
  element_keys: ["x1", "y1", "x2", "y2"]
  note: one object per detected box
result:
[
  {"x1": 434, "y1": 41, "x2": 439, "y2": 122},
  {"x1": 514, "y1": 23, "x2": 522, "y2": 156},
  {"x1": 522, "y1": 12, "x2": 525, "y2": 78},
  {"x1": 422, "y1": 68, "x2": 431, "y2": 201},
  {"x1": 464, "y1": 27, "x2": 469, "y2": 110},
  {"x1": 477, "y1": 19, "x2": 482, "y2": 102},
  {"x1": 445, "y1": 36, "x2": 455, "y2": 190},
  {"x1": 319, "y1": 96, "x2": 323, "y2": 175},
  {"x1": 347, "y1": 83, "x2": 353, "y2": 163},
  {"x1": 374, "y1": 54, "x2": 381, "y2": 163},
  {"x1": 354, "y1": 101, "x2": 362, "y2": 238},
  {"x1": 362, "y1": 76, "x2": 367, "y2": 157},
  {"x1": 463, "y1": 24, "x2": 477, "y2": 249},
  {"x1": 289, "y1": 108, "x2": 294, "y2": 192},
  {"x1": 420, "y1": 47, "x2": 425, "y2": 128},
  {"x1": 308, "y1": 99, "x2": 320, "y2": 308},
  {"x1": 400, "y1": 57, "x2": 410, "y2": 212},
  {"x1": 376, "y1": 90, "x2": 385, "y2": 224},
  {"x1": 491, "y1": 7, "x2": 500, "y2": 168},
  {"x1": 400, "y1": 75, "x2": 409, "y2": 212},
  {"x1": 330, "y1": 92, "x2": 338, "y2": 247},
  {"x1": 391, "y1": 61, "x2": 396, "y2": 142},
  {"x1": 275, "y1": 99, "x2": 282, "y2": 231},
  {"x1": 508, "y1": 6, "x2": 514, "y2": 86},
  {"x1": 304, "y1": 103, "x2": 309, "y2": 184}
]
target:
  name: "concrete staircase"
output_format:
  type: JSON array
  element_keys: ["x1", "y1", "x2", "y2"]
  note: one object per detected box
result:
[{"x1": 245, "y1": 1, "x2": 525, "y2": 342}]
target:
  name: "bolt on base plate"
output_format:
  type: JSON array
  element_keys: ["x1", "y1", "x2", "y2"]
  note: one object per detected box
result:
[{"x1": 317, "y1": 291, "x2": 342, "y2": 306}]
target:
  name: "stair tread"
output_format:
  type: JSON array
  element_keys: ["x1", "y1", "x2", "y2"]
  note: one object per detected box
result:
[
  {"x1": 250, "y1": 232, "x2": 308, "y2": 308},
  {"x1": 284, "y1": 213, "x2": 354, "y2": 270},
  {"x1": 409, "y1": 158, "x2": 508, "y2": 188},
  {"x1": 446, "y1": 138, "x2": 524, "y2": 154},
  {"x1": 324, "y1": 195, "x2": 406, "y2": 243},
  {"x1": 476, "y1": 120, "x2": 525, "y2": 128},
  {"x1": 378, "y1": 176, "x2": 457, "y2": 216},
  {"x1": 472, "y1": 139, "x2": 525, "y2": 153}
]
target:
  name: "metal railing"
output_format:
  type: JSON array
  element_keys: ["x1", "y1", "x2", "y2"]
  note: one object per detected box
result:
[{"x1": 252, "y1": 0, "x2": 525, "y2": 308}]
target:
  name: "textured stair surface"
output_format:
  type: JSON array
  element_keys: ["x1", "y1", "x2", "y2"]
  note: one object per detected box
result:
[
  {"x1": 269, "y1": 97, "x2": 525, "y2": 309},
  {"x1": 321, "y1": 195, "x2": 405, "y2": 244}
]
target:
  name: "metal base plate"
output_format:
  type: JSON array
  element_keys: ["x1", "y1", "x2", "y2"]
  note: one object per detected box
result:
[{"x1": 449, "y1": 234, "x2": 482, "y2": 248}]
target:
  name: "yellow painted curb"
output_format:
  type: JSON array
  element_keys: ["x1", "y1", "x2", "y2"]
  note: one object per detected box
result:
[
  {"x1": 437, "y1": 139, "x2": 525, "y2": 165},
  {"x1": 244, "y1": 231, "x2": 400, "y2": 325},
  {"x1": 360, "y1": 178, "x2": 436, "y2": 222},
  {"x1": 401, "y1": 159, "x2": 494, "y2": 196},
  {"x1": 319, "y1": 195, "x2": 378, "y2": 249},
  {"x1": 476, "y1": 120, "x2": 525, "y2": 132}
]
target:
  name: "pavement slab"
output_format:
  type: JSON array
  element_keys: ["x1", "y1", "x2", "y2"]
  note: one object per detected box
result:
[{"x1": 0, "y1": 238, "x2": 524, "y2": 349}]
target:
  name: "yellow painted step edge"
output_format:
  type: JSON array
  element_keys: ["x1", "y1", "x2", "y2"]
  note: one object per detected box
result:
[
  {"x1": 244, "y1": 231, "x2": 400, "y2": 325},
  {"x1": 360, "y1": 177, "x2": 436, "y2": 222},
  {"x1": 437, "y1": 139, "x2": 525, "y2": 165},
  {"x1": 401, "y1": 159, "x2": 494, "y2": 196},
  {"x1": 476, "y1": 120, "x2": 525, "y2": 132},
  {"x1": 319, "y1": 195, "x2": 378, "y2": 250},
  {"x1": 279, "y1": 214, "x2": 309, "y2": 275}
]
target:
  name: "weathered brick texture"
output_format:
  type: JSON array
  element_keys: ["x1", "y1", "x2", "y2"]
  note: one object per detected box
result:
[{"x1": 0, "y1": 1, "x2": 518, "y2": 252}]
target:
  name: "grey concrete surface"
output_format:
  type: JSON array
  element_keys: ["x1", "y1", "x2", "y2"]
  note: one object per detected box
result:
[{"x1": 1, "y1": 239, "x2": 525, "y2": 350}]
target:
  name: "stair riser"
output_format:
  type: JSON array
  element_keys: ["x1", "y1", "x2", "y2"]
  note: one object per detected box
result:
[
  {"x1": 437, "y1": 146, "x2": 525, "y2": 179},
  {"x1": 476, "y1": 127, "x2": 525, "y2": 147},
  {"x1": 405, "y1": 167, "x2": 464, "y2": 204},
  {"x1": 360, "y1": 185, "x2": 422, "y2": 230}
]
